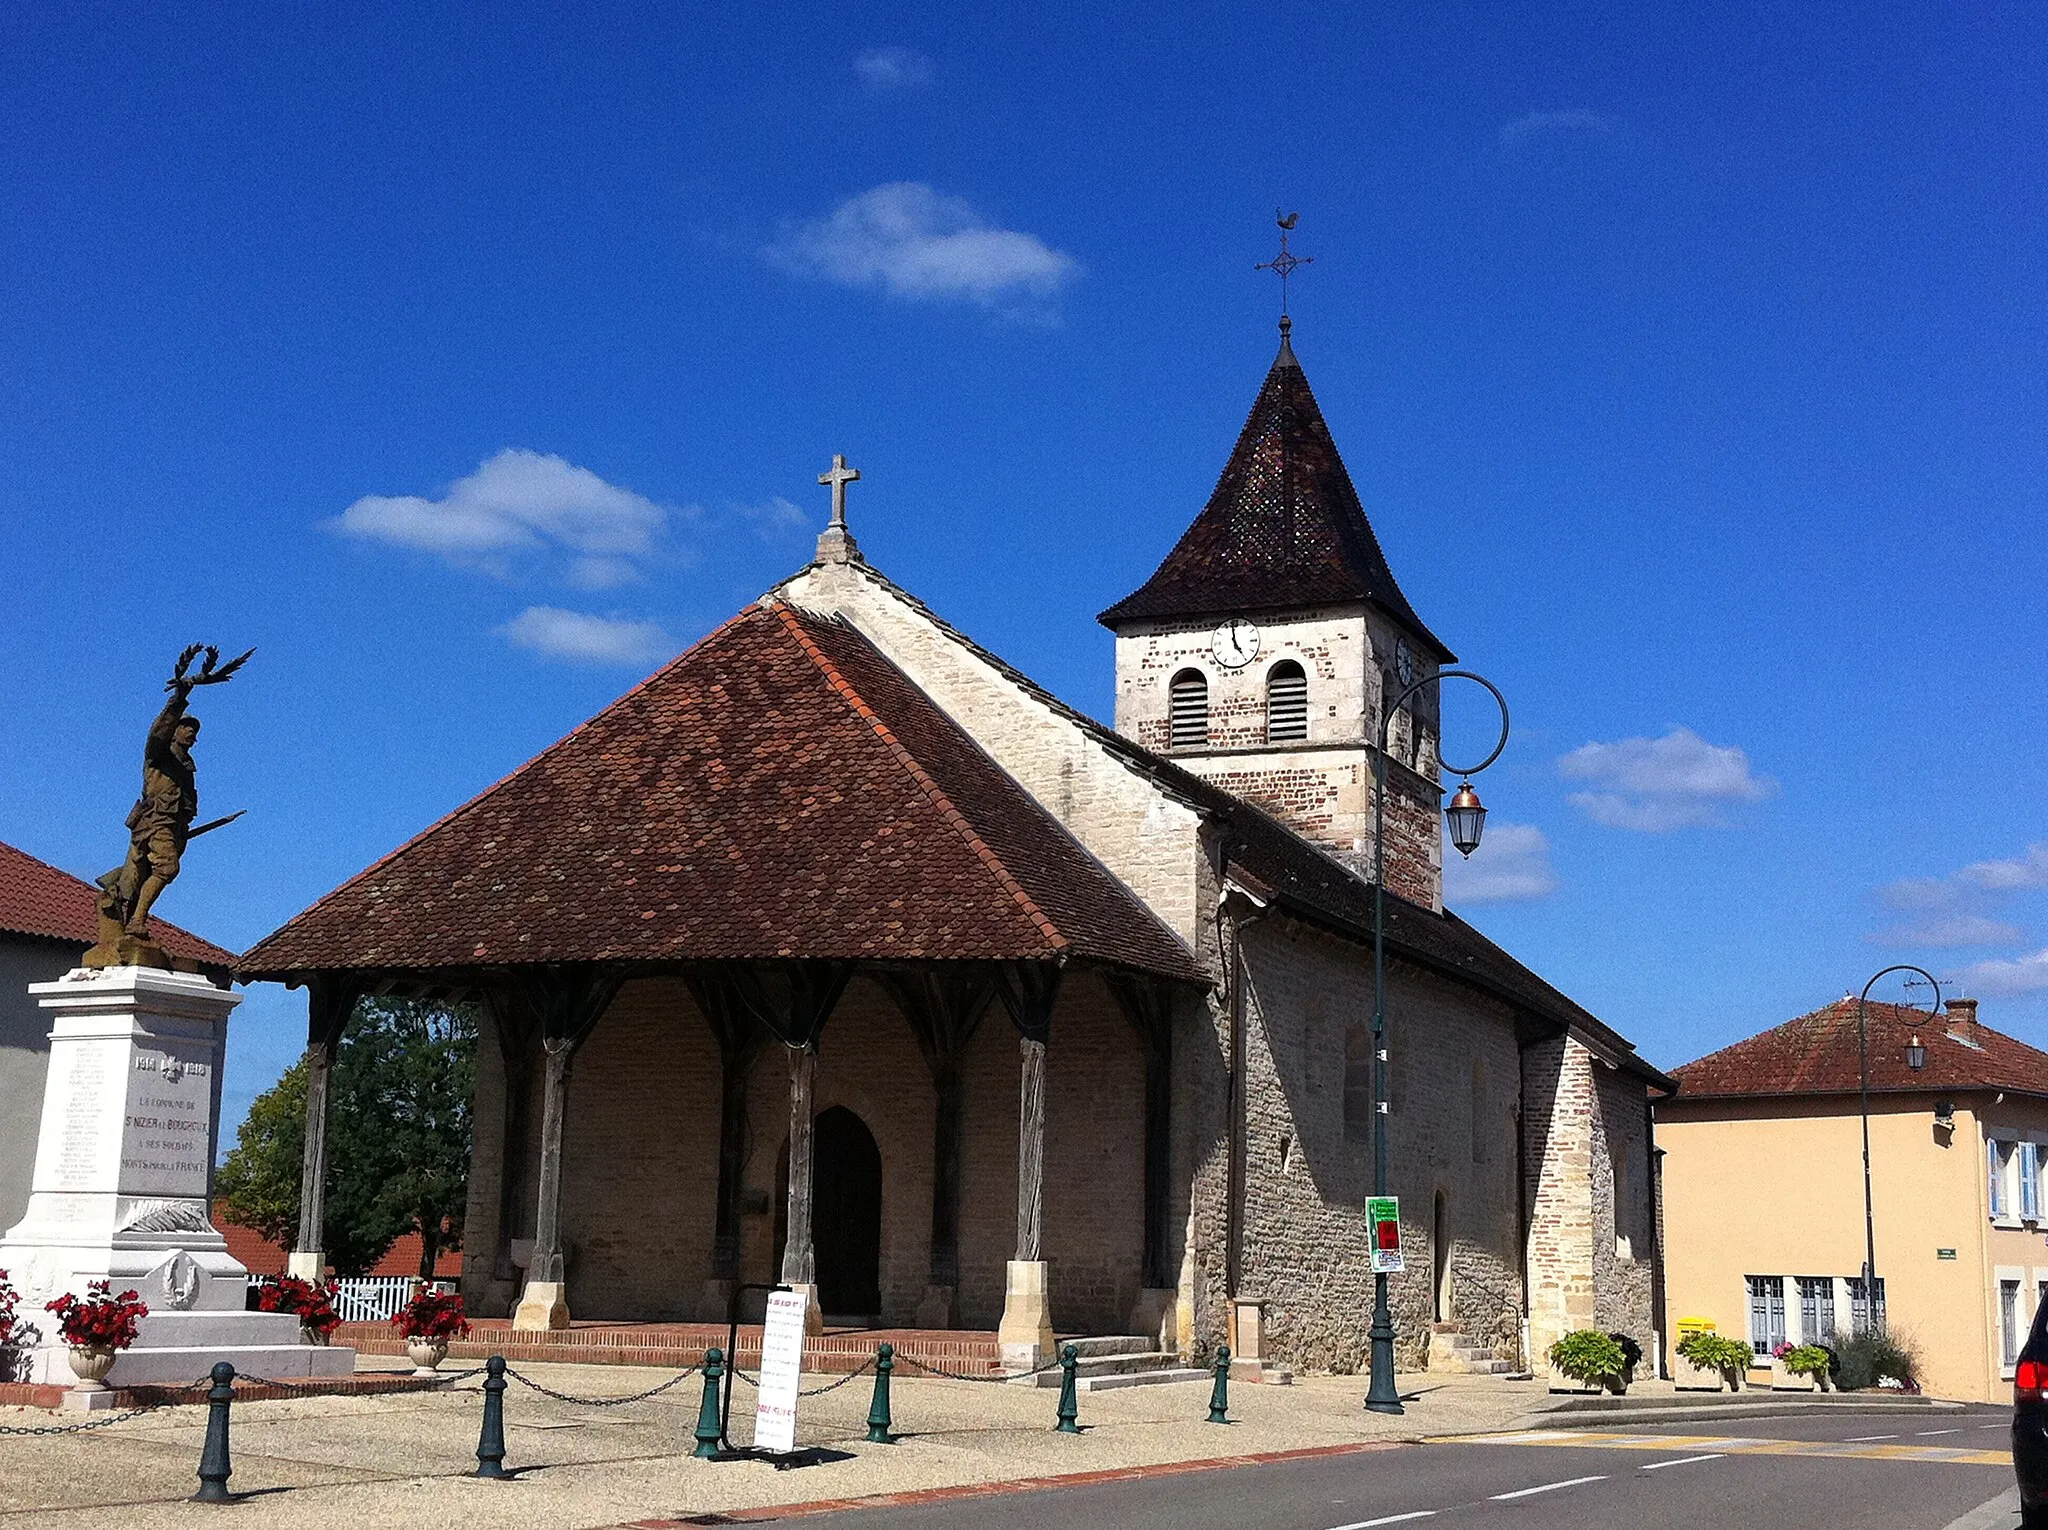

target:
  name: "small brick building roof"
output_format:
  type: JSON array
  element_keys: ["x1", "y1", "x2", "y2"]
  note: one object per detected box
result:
[
  {"x1": 1097, "y1": 326, "x2": 1451, "y2": 659},
  {"x1": 240, "y1": 602, "x2": 1201, "y2": 984},
  {"x1": 1670, "y1": 997, "x2": 2048, "y2": 1101},
  {"x1": 0, "y1": 837, "x2": 236, "y2": 968}
]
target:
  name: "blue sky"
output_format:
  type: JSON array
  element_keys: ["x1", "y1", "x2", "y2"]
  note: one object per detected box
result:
[{"x1": 3, "y1": 3, "x2": 2044, "y2": 1140}]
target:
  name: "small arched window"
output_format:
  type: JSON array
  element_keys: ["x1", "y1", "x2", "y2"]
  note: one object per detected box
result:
[
  {"x1": 1266, "y1": 661, "x2": 1308, "y2": 743},
  {"x1": 1169, "y1": 670, "x2": 1208, "y2": 750}
]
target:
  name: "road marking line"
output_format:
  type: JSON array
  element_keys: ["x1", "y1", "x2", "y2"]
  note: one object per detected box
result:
[
  {"x1": 1488, "y1": 1475, "x2": 1607, "y2": 1500},
  {"x1": 1327, "y1": 1514, "x2": 1436, "y2": 1528},
  {"x1": 1844, "y1": 1433, "x2": 1899, "y2": 1441},
  {"x1": 1916, "y1": 1428, "x2": 1963, "y2": 1436},
  {"x1": 1641, "y1": 1454, "x2": 1726, "y2": 1470}
]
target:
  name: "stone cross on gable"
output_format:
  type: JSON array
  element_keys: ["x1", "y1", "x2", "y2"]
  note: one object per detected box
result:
[{"x1": 819, "y1": 454, "x2": 860, "y2": 529}]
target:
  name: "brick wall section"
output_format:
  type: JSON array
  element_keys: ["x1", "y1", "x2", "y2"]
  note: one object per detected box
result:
[{"x1": 1522, "y1": 1035, "x2": 1594, "y2": 1361}]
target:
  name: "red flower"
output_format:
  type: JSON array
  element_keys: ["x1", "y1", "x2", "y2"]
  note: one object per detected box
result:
[
  {"x1": 44, "y1": 1281, "x2": 149, "y2": 1352},
  {"x1": 256, "y1": 1276, "x2": 342, "y2": 1337},
  {"x1": 391, "y1": 1288, "x2": 469, "y2": 1342}
]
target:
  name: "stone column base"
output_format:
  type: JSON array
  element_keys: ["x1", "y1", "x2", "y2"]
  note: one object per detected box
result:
[
  {"x1": 700, "y1": 1278, "x2": 735, "y2": 1323},
  {"x1": 1127, "y1": 1287, "x2": 1175, "y2": 1352},
  {"x1": 915, "y1": 1283, "x2": 956, "y2": 1330},
  {"x1": 997, "y1": 1259, "x2": 1055, "y2": 1371},
  {"x1": 286, "y1": 1250, "x2": 326, "y2": 1281},
  {"x1": 512, "y1": 1280, "x2": 571, "y2": 1331},
  {"x1": 781, "y1": 1282, "x2": 825, "y2": 1334}
]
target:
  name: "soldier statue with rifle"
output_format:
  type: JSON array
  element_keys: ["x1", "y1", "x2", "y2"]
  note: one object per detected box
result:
[{"x1": 91, "y1": 644, "x2": 252, "y2": 965}]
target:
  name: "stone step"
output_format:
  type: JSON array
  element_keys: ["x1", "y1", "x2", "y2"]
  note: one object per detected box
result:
[
  {"x1": 1017, "y1": 1350, "x2": 1188, "y2": 1386},
  {"x1": 1076, "y1": 1367, "x2": 1211, "y2": 1392},
  {"x1": 1061, "y1": 1335, "x2": 1157, "y2": 1359}
]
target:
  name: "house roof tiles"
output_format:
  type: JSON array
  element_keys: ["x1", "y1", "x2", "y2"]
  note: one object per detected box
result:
[
  {"x1": 239, "y1": 602, "x2": 1201, "y2": 984},
  {"x1": 0, "y1": 837, "x2": 236, "y2": 968},
  {"x1": 1671, "y1": 998, "x2": 2048, "y2": 1100}
]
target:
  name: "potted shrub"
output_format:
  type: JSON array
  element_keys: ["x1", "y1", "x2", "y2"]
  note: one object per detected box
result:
[
  {"x1": 1609, "y1": 1331, "x2": 1644, "y2": 1389},
  {"x1": 1832, "y1": 1328, "x2": 1920, "y2": 1393},
  {"x1": 0, "y1": 1269, "x2": 37, "y2": 1384},
  {"x1": 1547, "y1": 1329, "x2": 1628, "y2": 1394},
  {"x1": 257, "y1": 1275, "x2": 342, "y2": 1345},
  {"x1": 1771, "y1": 1341, "x2": 1832, "y2": 1391},
  {"x1": 43, "y1": 1281, "x2": 149, "y2": 1391},
  {"x1": 392, "y1": 1287, "x2": 468, "y2": 1375},
  {"x1": 1673, "y1": 1331, "x2": 1752, "y2": 1391}
]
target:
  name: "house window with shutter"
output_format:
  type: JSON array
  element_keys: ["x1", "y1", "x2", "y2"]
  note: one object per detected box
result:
[
  {"x1": 1266, "y1": 661, "x2": 1308, "y2": 742},
  {"x1": 2024, "y1": 1143, "x2": 2042, "y2": 1222},
  {"x1": 1992, "y1": 1140, "x2": 2014, "y2": 1220},
  {"x1": 1746, "y1": 1274, "x2": 1785, "y2": 1351},
  {"x1": 1169, "y1": 670, "x2": 1208, "y2": 751}
]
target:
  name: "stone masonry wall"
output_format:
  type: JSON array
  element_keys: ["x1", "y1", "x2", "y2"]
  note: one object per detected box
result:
[
  {"x1": 1185, "y1": 911, "x2": 1526, "y2": 1372},
  {"x1": 1592, "y1": 1060, "x2": 1657, "y2": 1361}
]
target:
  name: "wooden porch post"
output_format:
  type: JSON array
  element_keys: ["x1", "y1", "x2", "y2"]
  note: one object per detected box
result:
[
  {"x1": 880, "y1": 969, "x2": 996, "y2": 1329},
  {"x1": 1109, "y1": 973, "x2": 1178, "y2": 1343},
  {"x1": 780, "y1": 1046, "x2": 818, "y2": 1287},
  {"x1": 683, "y1": 974, "x2": 765, "y2": 1304},
  {"x1": 287, "y1": 975, "x2": 358, "y2": 1281},
  {"x1": 995, "y1": 962, "x2": 1062, "y2": 1371},
  {"x1": 512, "y1": 964, "x2": 624, "y2": 1331}
]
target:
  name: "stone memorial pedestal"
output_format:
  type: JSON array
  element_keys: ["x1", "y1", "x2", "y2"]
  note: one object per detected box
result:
[{"x1": 0, "y1": 966, "x2": 354, "y2": 1393}]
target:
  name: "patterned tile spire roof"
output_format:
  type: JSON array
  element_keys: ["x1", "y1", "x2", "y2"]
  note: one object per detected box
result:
[
  {"x1": 0, "y1": 837, "x2": 235, "y2": 967},
  {"x1": 239, "y1": 602, "x2": 1201, "y2": 984},
  {"x1": 1098, "y1": 324, "x2": 1453, "y2": 659}
]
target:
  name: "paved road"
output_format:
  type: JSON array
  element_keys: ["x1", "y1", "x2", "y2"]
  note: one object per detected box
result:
[{"x1": 799, "y1": 1409, "x2": 2020, "y2": 1530}]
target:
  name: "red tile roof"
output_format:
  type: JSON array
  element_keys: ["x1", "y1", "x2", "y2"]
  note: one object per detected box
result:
[
  {"x1": 0, "y1": 838, "x2": 236, "y2": 968},
  {"x1": 1098, "y1": 327, "x2": 1451, "y2": 659},
  {"x1": 1671, "y1": 998, "x2": 2048, "y2": 1100},
  {"x1": 240, "y1": 603, "x2": 1201, "y2": 983},
  {"x1": 219, "y1": 1222, "x2": 461, "y2": 1279}
]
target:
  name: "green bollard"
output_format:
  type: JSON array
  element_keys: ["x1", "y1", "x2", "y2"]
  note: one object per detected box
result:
[
  {"x1": 1055, "y1": 1343, "x2": 1081, "y2": 1434},
  {"x1": 1207, "y1": 1344, "x2": 1231, "y2": 1423},
  {"x1": 865, "y1": 1342, "x2": 895, "y2": 1443},
  {"x1": 474, "y1": 1355, "x2": 509, "y2": 1477},
  {"x1": 693, "y1": 1347, "x2": 725, "y2": 1458},
  {"x1": 192, "y1": 1361, "x2": 236, "y2": 1502}
]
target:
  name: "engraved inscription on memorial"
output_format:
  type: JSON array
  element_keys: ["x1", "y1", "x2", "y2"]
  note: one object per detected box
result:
[
  {"x1": 53, "y1": 1050, "x2": 109, "y2": 1191},
  {"x1": 121, "y1": 1050, "x2": 213, "y2": 1197}
]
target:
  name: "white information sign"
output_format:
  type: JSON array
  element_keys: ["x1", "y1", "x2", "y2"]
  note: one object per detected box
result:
[{"x1": 752, "y1": 1287, "x2": 810, "y2": 1453}]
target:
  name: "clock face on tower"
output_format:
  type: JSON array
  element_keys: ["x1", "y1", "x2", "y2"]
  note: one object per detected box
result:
[{"x1": 1210, "y1": 618, "x2": 1261, "y2": 669}]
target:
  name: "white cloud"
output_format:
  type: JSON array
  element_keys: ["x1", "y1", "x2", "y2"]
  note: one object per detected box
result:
[
  {"x1": 1956, "y1": 948, "x2": 2048, "y2": 998},
  {"x1": 737, "y1": 495, "x2": 811, "y2": 542},
  {"x1": 1443, "y1": 821, "x2": 1559, "y2": 904},
  {"x1": 854, "y1": 46, "x2": 932, "y2": 91},
  {"x1": 1500, "y1": 109, "x2": 1614, "y2": 148},
  {"x1": 765, "y1": 183, "x2": 1080, "y2": 311},
  {"x1": 1558, "y1": 727, "x2": 1776, "y2": 832},
  {"x1": 332, "y1": 449, "x2": 667, "y2": 580},
  {"x1": 1872, "y1": 841, "x2": 2048, "y2": 949},
  {"x1": 496, "y1": 606, "x2": 674, "y2": 666}
]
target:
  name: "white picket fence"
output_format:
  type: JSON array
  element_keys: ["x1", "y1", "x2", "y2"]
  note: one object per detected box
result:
[{"x1": 248, "y1": 1275, "x2": 455, "y2": 1324}]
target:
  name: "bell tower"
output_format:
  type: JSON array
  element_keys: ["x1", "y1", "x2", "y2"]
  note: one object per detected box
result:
[{"x1": 1098, "y1": 319, "x2": 1455, "y2": 910}]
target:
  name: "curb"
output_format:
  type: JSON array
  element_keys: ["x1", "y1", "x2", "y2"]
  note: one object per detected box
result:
[
  {"x1": 617, "y1": 1439, "x2": 1407, "y2": 1525},
  {"x1": 1507, "y1": 1396, "x2": 1971, "y2": 1429}
]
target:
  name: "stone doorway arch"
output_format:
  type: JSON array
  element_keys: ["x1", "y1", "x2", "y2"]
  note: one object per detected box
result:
[{"x1": 776, "y1": 1107, "x2": 883, "y2": 1319}]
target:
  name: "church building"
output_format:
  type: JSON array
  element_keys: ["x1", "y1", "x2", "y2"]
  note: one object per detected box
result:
[{"x1": 242, "y1": 319, "x2": 1672, "y2": 1377}]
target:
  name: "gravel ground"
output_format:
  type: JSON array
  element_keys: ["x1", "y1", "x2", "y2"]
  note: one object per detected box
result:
[{"x1": 0, "y1": 1360, "x2": 1553, "y2": 1528}]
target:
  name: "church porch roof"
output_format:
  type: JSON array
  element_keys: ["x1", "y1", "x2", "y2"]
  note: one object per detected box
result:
[
  {"x1": 1098, "y1": 326, "x2": 1453, "y2": 660},
  {"x1": 239, "y1": 602, "x2": 1201, "y2": 986}
]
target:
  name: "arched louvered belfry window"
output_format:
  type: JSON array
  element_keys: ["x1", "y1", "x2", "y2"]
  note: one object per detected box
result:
[
  {"x1": 1168, "y1": 669, "x2": 1208, "y2": 750},
  {"x1": 1266, "y1": 660, "x2": 1308, "y2": 743}
]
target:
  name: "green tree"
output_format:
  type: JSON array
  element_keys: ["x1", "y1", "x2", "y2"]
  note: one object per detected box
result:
[{"x1": 216, "y1": 998, "x2": 477, "y2": 1278}]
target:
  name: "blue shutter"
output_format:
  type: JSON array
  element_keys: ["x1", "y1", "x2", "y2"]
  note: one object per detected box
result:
[
  {"x1": 1992, "y1": 1141, "x2": 2008, "y2": 1218},
  {"x1": 1748, "y1": 1276, "x2": 1769, "y2": 1350},
  {"x1": 2024, "y1": 1144, "x2": 2041, "y2": 1221}
]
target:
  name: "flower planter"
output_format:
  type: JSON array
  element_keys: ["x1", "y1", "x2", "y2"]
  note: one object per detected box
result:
[
  {"x1": 1673, "y1": 1354, "x2": 1727, "y2": 1392},
  {"x1": 407, "y1": 1337, "x2": 449, "y2": 1376},
  {"x1": 1770, "y1": 1359, "x2": 1818, "y2": 1391},
  {"x1": 67, "y1": 1346, "x2": 116, "y2": 1390},
  {"x1": 1547, "y1": 1363, "x2": 1603, "y2": 1395},
  {"x1": 300, "y1": 1325, "x2": 331, "y2": 1347}
]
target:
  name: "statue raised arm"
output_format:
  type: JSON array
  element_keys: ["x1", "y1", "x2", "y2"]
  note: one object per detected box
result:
[{"x1": 92, "y1": 645, "x2": 253, "y2": 964}]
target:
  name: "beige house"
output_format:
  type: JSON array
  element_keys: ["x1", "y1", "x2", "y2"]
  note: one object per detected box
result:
[{"x1": 1660, "y1": 995, "x2": 2048, "y2": 1403}]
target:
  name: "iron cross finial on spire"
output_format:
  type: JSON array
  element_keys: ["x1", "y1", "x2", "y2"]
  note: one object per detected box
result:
[{"x1": 1255, "y1": 210, "x2": 1314, "y2": 323}]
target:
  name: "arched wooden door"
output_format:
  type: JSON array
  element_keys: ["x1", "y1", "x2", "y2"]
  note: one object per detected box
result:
[{"x1": 812, "y1": 1106, "x2": 883, "y2": 1318}]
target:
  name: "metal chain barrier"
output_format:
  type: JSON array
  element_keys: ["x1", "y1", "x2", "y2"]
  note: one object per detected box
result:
[
  {"x1": 893, "y1": 1349, "x2": 1065, "y2": 1383},
  {"x1": 502, "y1": 1362, "x2": 700, "y2": 1407},
  {"x1": 725, "y1": 1355, "x2": 876, "y2": 1397},
  {"x1": 233, "y1": 1367, "x2": 486, "y2": 1396},
  {"x1": 0, "y1": 1376, "x2": 212, "y2": 1437}
]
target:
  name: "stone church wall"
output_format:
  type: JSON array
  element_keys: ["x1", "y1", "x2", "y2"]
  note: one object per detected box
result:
[
  {"x1": 1593, "y1": 1059, "x2": 1657, "y2": 1360},
  {"x1": 1187, "y1": 913, "x2": 1525, "y2": 1373}
]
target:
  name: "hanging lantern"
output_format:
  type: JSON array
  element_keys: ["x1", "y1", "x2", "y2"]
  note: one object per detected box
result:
[
  {"x1": 1905, "y1": 1034, "x2": 1926, "y2": 1071},
  {"x1": 1445, "y1": 780, "x2": 1487, "y2": 858}
]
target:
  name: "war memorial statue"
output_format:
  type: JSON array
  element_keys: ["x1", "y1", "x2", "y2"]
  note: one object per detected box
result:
[{"x1": 90, "y1": 643, "x2": 251, "y2": 968}]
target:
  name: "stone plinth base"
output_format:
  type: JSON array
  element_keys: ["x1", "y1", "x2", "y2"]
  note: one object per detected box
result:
[
  {"x1": 916, "y1": 1284, "x2": 955, "y2": 1330},
  {"x1": 997, "y1": 1260, "x2": 1054, "y2": 1372},
  {"x1": 782, "y1": 1282, "x2": 825, "y2": 1335},
  {"x1": 286, "y1": 1250, "x2": 326, "y2": 1281},
  {"x1": 512, "y1": 1280, "x2": 571, "y2": 1331},
  {"x1": 18, "y1": 1311, "x2": 356, "y2": 1388},
  {"x1": 1127, "y1": 1287, "x2": 1175, "y2": 1354}
]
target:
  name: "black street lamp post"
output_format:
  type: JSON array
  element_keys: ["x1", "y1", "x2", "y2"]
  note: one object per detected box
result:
[
  {"x1": 1855, "y1": 964, "x2": 1941, "y2": 1335},
  {"x1": 1366, "y1": 668, "x2": 1510, "y2": 1415}
]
